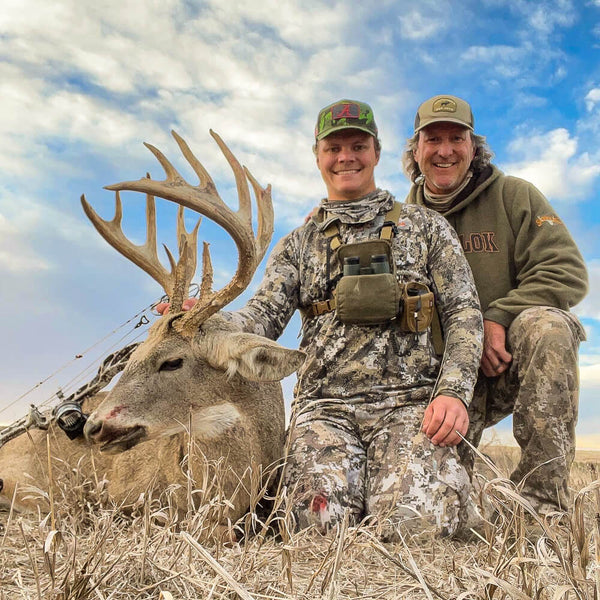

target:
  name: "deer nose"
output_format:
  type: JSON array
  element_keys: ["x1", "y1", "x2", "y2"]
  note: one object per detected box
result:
[{"x1": 83, "y1": 418, "x2": 102, "y2": 441}]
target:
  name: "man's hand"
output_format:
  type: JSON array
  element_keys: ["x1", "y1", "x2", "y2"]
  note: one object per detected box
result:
[
  {"x1": 480, "y1": 319, "x2": 512, "y2": 377},
  {"x1": 155, "y1": 298, "x2": 197, "y2": 315},
  {"x1": 422, "y1": 395, "x2": 469, "y2": 447}
]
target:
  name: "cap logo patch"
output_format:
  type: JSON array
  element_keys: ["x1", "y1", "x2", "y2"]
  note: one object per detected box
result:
[
  {"x1": 432, "y1": 98, "x2": 457, "y2": 113},
  {"x1": 332, "y1": 103, "x2": 360, "y2": 120}
]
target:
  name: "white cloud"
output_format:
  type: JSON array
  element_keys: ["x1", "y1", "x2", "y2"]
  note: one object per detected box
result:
[
  {"x1": 580, "y1": 362, "x2": 600, "y2": 384},
  {"x1": 573, "y1": 260, "x2": 600, "y2": 322},
  {"x1": 0, "y1": 251, "x2": 50, "y2": 273},
  {"x1": 462, "y1": 44, "x2": 529, "y2": 72},
  {"x1": 484, "y1": 0, "x2": 576, "y2": 35},
  {"x1": 501, "y1": 128, "x2": 600, "y2": 201},
  {"x1": 585, "y1": 88, "x2": 600, "y2": 111},
  {"x1": 461, "y1": 41, "x2": 567, "y2": 86},
  {"x1": 0, "y1": 0, "x2": 395, "y2": 223},
  {"x1": 525, "y1": 0, "x2": 576, "y2": 33},
  {"x1": 0, "y1": 201, "x2": 52, "y2": 274},
  {"x1": 398, "y1": 10, "x2": 445, "y2": 40}
]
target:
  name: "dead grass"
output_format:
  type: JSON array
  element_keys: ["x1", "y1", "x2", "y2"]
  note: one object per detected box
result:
[{"x1": 1, "y1": 444, "x2": 599, "y2": 599}]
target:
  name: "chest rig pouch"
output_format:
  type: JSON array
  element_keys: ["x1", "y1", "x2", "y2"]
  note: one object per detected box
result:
[
  {"x1": 335, "y1": 239, "x2": 399, "y2": 324},
  {"x1": 302, "y1": 202, "x2": 435, "y2": 331}
]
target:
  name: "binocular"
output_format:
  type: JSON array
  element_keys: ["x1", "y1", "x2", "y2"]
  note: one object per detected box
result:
[{"x1": 343, "y1": 254, "x2": 390, "y2": 276}]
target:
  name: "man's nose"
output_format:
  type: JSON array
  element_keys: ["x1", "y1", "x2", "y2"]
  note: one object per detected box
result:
[
  {"x1": 337, "y1": 147, "x2": 355, "y2": 161},
  {"x1": 437, "y1": 140, "x2": 453, "y2": 157}
]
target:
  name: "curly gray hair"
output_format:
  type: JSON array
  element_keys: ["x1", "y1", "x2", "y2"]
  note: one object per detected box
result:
[{"x1": 401, "y1": 131, "x2": 493, "y2": 183}]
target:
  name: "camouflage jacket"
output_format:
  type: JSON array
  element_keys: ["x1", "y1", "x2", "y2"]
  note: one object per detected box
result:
[{"x1": 230, "y1": 190, "x2": 483, "y2": 406}]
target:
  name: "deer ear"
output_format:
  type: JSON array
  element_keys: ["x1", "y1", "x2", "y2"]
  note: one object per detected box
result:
[{"x1": 217, "y1": 333, "x2": 305, "y2": 382}]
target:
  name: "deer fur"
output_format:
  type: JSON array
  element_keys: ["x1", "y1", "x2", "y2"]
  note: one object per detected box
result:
[{"x1": 0, "y1": 315, "x2": 304, "y2": 522}]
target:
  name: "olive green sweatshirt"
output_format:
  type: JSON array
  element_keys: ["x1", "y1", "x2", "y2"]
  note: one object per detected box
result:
[{"x1": 406, "y1": 165, "x2": 588, "y2": 327}]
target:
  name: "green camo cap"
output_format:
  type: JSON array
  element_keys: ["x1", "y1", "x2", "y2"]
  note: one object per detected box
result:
[
  {"x1": 414, "y1": 94, "x2": 474, "y2": 133},
  {"x1": 315, "y1": 99, "x2": 378, "y2": 141}
]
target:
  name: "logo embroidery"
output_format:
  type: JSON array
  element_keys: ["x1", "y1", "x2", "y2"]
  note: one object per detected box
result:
[
  {"x1": 459, "y1": 232, "x2": 499, "y2": 253},
  {"x1": 535, "y1": 215, "x2": 562, "y2": 227},
  {"x1": 432, "y1": 98, "x2": 457, "y2": 113},
  {"x1": 332, "y1": 103, "x2": 359, "y2": 120}
]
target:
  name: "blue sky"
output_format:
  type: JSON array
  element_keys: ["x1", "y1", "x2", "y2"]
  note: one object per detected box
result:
[{"x1": 1, "y1": 0, "x2": 599, "y2": 448}]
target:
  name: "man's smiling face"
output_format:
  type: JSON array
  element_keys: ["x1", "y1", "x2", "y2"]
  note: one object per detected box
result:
[
  {"x1": 413, "y1": 122, "x2": 475, "y2": 194},
  {"x1": 316, "y1": 129, "x2": 379, "y2": 201}
]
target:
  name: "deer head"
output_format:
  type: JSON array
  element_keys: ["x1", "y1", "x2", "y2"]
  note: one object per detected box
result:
[{"x1": 81, "y1": 131, "x2": 304, "y2": 452}]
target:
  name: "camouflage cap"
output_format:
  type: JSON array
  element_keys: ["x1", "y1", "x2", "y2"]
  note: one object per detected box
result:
[
  {"x1": 315, "y1": 99, "x2": 378, "y2": 141},
  {"x1": 414, "y1": 95, "x2": 474, "y2": 133}
]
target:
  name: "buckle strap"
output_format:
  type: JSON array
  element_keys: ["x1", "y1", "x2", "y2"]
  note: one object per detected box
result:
[
  {"x1": 301, "y1": 297, "x2": 337, "y2": 319},
  {"x1": 379, "y1": 222, "x2": 396, "y2": 240},
  {"x1": 322, "y1": 222, "x2": 342, "y2": 250}
]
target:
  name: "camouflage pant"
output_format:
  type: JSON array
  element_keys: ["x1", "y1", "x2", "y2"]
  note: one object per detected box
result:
[
  {"x1": 282, "y1": 393, "x2": 480, "y2": 539},
  {"x1": 459, "y1": 307, "x2": 585, "y2": 513}
]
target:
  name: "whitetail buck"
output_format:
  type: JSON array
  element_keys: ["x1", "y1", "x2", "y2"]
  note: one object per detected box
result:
[{"x1": 0, "y1": 131, "x2": 305, "y2": 529}]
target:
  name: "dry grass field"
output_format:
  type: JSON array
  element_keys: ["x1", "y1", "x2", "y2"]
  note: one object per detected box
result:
[{"x1": 1, "y1": 441, "x2": 599, "y2": 599}]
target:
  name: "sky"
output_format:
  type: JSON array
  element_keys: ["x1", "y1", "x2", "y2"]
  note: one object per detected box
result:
[{"x1": 1, "y1": 0, "x2": 600, "y2": 449}]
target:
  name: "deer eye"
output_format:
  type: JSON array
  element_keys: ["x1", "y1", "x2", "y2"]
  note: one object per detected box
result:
[{"x1": 159, "y1": 358, "x2": 183, "y2": 372}]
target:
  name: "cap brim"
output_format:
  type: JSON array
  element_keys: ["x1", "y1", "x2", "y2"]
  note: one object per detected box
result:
[
  {"x1": 415, "y1": 117, "x2": 473, "y2": 133},
  {"x1": 316, "y1": 125, "x2": 377, "y2": 141}
]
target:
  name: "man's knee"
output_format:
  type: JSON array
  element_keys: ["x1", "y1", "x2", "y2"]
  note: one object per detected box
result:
[
  {"x1": 367, "y1": 442, "x2": 479, "y2": 539},
  {"x1": 508, "y1": 307, "x2": 583, "y2": 357},
  {"x1": 286, "y1": 489, "x2": 360, "y2": 533},
  {"x1": 282, "y1": 419, "x2": 364, "y2": 533}
]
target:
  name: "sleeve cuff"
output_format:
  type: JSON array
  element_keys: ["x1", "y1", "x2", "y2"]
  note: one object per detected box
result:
[{"x1": 483, "y1": 307, "x2": 515, "y2": 328}]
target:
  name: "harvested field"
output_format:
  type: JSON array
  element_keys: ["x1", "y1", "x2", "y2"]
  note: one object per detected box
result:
[{"x1": 1, "y1": 443, "x2": 599, "y2": 599}]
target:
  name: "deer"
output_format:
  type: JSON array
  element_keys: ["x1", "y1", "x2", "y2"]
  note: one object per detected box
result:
[{"x1": 0, "y1": 131, "x2": 305, "y2": 533}]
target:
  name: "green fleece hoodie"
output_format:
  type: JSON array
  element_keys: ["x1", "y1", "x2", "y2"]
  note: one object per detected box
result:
[{"x1": 406, "y1": 165, "x2": 588, "y2": 328}]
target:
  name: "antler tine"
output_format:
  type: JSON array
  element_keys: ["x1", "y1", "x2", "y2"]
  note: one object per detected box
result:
[
  {"x1": 176, "y1": 205, "x2": 201, "y2": 282},
  {"x1": 92, "y1": 130, "x2": 273, "y2": 331},
  {"x1": 174, "y1": 133, "x2": 273, "y2": 332},
  {"x1": 104, "y1": 133, "x2": 255, "y2": 256},
  {"x1": 81, "y1": 191, "x2": 176, "y2": 297},
  {"x1": 171, "y1": 130, "x2": 215, "y2": 191},
  {"x1": 208, "y1": 129, "x2": 252, "y2": 226},
  {"x1": 141, "y1": 141, "x2": 184, "y2": 183},
  {"x1": 199, "y1": 241, "x2": 214, "y2": 299},
  {"x1": 244, "y1": 166, "x2": 273, "y2": 264},
  {"x1": 166, "y1": 207, "x2": 202, "y2": 313},
  {"x1": 170, "y1": 240, "x2": 192, "y2": 313}
]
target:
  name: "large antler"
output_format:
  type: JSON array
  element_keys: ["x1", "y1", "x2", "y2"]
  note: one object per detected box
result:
[
  {"x1": 81, "y1": 180, "x2": 200, "y2": 311},
  {"x1": 81, "y1": 130, "x2": 273, "y2": 329}
]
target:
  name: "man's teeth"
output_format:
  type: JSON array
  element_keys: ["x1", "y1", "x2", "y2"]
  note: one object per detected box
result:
[{"x1": 434, "y1": 163, "x2": 453, "y2": 168}]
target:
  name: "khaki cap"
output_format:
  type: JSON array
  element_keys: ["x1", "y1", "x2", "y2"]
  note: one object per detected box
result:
[{"x1": 414, "y1": 94, "x2": 474, "y2": 133}]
